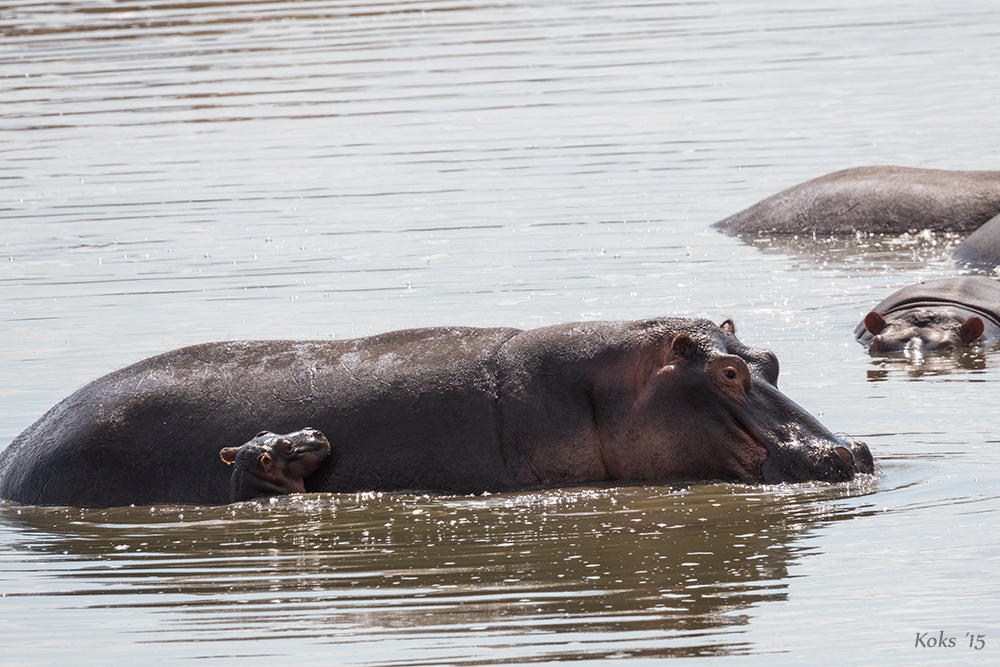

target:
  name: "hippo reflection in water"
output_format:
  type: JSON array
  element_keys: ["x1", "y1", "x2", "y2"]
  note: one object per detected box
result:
[{"x1": 0, "y1": 317, "x2": 874, "y2": 508}]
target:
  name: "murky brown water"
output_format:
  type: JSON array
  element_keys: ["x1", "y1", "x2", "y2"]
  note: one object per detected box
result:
[
  {"x1": 3, "y1": 1, "x2": 1000, "y2": 664},
  {"x1": 2, "y1": 482, "x2": 881, "y2": 664}
]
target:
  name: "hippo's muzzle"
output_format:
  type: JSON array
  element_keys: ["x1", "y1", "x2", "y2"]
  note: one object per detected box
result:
[
  {"x1": 760, "y1": 434, "x2": 873, "y2": 484},
  {"x1": 738, "y1": 378, "x2": 874, "y2": 485}
]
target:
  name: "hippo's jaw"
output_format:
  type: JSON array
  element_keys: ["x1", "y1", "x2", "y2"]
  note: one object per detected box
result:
[
  {"x1": 729, "y1": 421, "x2": 769, "y2": 480},
  {"x1": 725, "y1": 415, "x2": 863, "y2": 484}
]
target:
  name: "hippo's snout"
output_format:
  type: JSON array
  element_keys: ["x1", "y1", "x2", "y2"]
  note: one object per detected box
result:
[
  {"x1": 849, "y1": 439, "x2": 875, "y2": 475},
  {"x1": 747, "y1": 377, "x2": 875, "y2": 484},
  {"x1": 829, "y1": 438, "x2": 874, "y2": 479},
  {"x1": 760, "y1": 430, "x2": 874, "y2": 484},
  {"x1": 292, "y1": 428, "x2": 331, "y2": 456}
]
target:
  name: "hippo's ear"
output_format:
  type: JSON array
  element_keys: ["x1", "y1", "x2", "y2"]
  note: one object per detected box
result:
[
  {"x1": 720, "y1": 319, "x2": 737, "y2": 337},
  {"x1": 670, "y1": 333, "x2": 698, "y2": 361},
  {"x1": 960, "y1": 316, "x2": 985, "y2": 345},
  {"x1": 257, "y1": 453, "x2": 275, "y2": 473},
  {"x1": 864, "y1": 311, "x2": 887, "y2": 336},
  {"x1": 220, "y1": 447, "x2": 239, "y2": 465}
]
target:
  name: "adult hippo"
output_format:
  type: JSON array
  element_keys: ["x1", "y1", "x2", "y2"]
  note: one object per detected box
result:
[
  {"x1": 220, "y1": 428, "x2": 332, "y2": 503},
  {"x1": 952, "y1": 212, "x2": 1000, "y2": 271},
  {"x1": 855, "y1": 277, "x2": 1000, "y2": 352},
  {"x1": 714, "y1": 166, "x2": 1000, "y2": 235},
  {"x1": 0, "y1": 317, "x2": 873, "y2": 508}
]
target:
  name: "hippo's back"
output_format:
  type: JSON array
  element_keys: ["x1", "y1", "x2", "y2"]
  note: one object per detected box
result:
[
  {"x1": 0, "y1": 326, "x2": 522, "y2": 507},
  {"x1": 953, "y1": 212, "x2": 1000, "y2": 270},
  {"x1": 714, "y1": 166, "x2": 1000, "y2": 235}
]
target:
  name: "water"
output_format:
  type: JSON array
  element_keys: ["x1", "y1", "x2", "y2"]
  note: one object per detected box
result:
[{"x1": 2, "y1": 0, "x2": 999, "y2": 664}]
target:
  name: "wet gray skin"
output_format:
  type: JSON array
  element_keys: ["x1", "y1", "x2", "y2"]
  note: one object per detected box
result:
[
  {"x1": 953, "y1": 212, "x2": 1000, "y2": 271},
  {"x1": 713, "y1": 166, "x2": 1000, "y2": 235}
]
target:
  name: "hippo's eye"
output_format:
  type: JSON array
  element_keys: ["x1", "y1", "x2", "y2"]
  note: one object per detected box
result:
[
  {"x1": 255, "y1": 431, "x2": 269, "y2": 438},
  {"x1": 710, "y1": 355, "x2": 751, "y2": 400}
]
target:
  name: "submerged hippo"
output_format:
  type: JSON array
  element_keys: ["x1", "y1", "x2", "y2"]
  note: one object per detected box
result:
[
  {"x1": 714, "y1": 166, "x2": 1000, "y2": 235},
  {"x1": 220, "y1": 428, "x2": 332, "y2": 503},
  {"x1": 952, "y1": 212, "x2": 1000, "y2": 271},
  {"x1": 855, "y1": 277, "x2": 1000, "y2": 352},
  {"x1": 0, "y1": 317, "x2": 873, "y2": 508}
]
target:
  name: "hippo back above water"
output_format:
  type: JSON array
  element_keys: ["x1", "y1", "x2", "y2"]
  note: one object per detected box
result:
[
  {"x1": 714, "y1": 166, "x2": 1000, "y2": 235},
  {"x1": 0, "y1": 317, "x2": 873, "y2": 508},
  {"x1": 952, "y1": 212, "x2": 1000, "y2": 271}
]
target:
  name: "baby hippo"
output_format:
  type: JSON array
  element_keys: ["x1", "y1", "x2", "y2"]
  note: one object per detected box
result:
[{"x1": 219, "y1": 428, "x2": 331, "y2": 503}]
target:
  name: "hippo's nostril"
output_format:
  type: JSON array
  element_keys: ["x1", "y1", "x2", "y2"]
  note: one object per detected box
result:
[{"x1": 834, "y1": 446, "x2": 854, "y2": 466}]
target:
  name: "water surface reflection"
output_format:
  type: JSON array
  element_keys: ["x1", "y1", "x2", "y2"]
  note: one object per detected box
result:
[
  {"x1": 2, "y1": 480, "x2": 877, "y2": 662},
  {"x1": 735, "y1": 231, "x2": 963, "y2": 276}
]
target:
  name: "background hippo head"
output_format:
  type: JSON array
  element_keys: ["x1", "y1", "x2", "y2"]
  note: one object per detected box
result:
[
  {"x1": 855, "y1": 277, "x2": 1000, "y2": 354},
  {"x1": 588, "y1": 319, "x2": 874, "y2": 485},
  {"x1": 220, "y1": 428, "x2": 331, "y2": 503},
  {"x1": 861, "y1": 309, "x2": 985, "y2": 353}
]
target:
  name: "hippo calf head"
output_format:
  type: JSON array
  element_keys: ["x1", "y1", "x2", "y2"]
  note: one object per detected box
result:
[
  {"x1": 861, "y1": 308, "x2": 985, "y2": 353},
  {"x1": 220, "y1": 428, "x2": 332, "y2": 503},
  {"x1": 597, "y1": 319, "x2": 874, "y2": 485}
]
